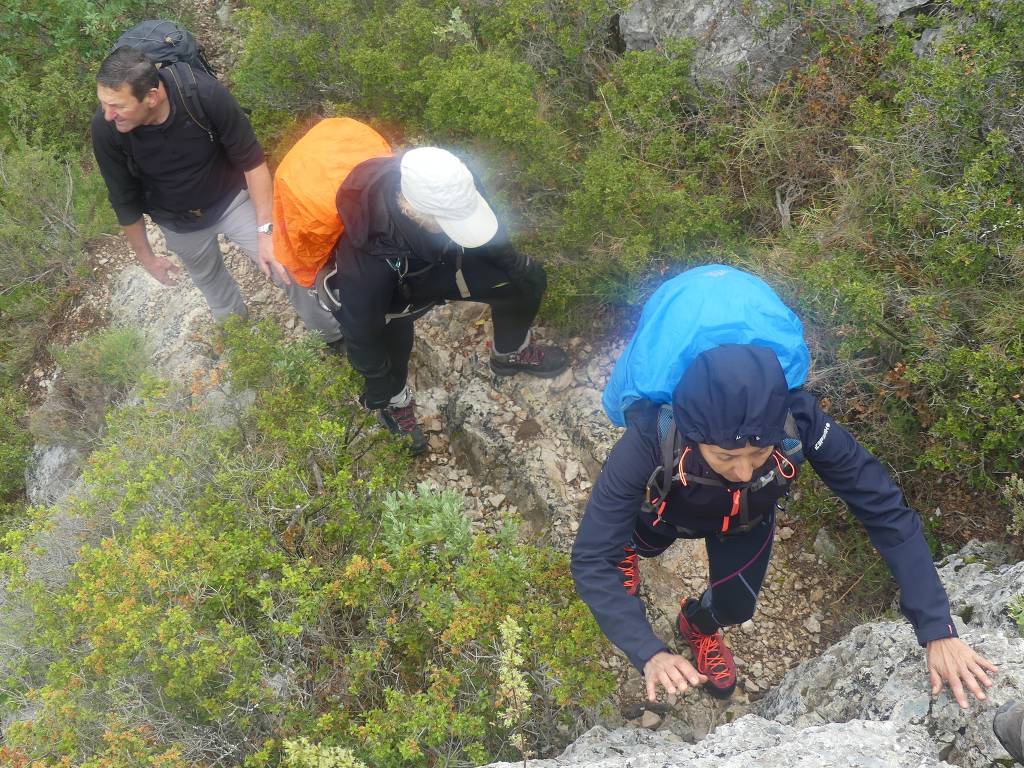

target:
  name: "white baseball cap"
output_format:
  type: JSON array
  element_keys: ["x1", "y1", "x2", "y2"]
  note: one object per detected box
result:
[{"x1": 399, "y1": 147, "x2": 499, "y2": 248}]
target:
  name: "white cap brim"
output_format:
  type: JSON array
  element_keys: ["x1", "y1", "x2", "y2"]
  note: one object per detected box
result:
[{"x1": 433, "y1": 191, "x2": 498, "y2": 248}]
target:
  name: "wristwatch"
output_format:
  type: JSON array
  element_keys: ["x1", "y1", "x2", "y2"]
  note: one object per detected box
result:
[{"x1": 257, "y1": 222, "x2": 273, "y2": 235}]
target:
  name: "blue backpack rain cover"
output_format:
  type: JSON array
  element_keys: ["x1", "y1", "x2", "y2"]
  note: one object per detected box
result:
[{"x1": 602, "y1": 264, "x2": 810, "y2": 426}]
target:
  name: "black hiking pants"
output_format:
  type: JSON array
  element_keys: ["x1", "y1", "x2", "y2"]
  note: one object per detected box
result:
[
  {"x1": 339, "y1": 253, "x2": 546, "y2": 409},
  {"x1": 631, "y1": 505, "x2": 777, "y2": 634}
]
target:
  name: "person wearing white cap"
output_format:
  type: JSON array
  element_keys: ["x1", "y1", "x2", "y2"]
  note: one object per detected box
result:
[{"x1": 315, "y1": 146, "x2": 569, "y2": 454}]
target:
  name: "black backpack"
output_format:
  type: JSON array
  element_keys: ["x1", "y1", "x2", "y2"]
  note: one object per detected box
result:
[
  {"x1": 642, "y1": 402, "x2": 805, "y2": 535},
  {"x1": 110, "y1": 20, "x2": 218, "y2": 146}
]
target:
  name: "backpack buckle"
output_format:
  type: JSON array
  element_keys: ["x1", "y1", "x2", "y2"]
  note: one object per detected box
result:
[{"x1": 314, "y1": 262, "x2": 341, "y2": 313}]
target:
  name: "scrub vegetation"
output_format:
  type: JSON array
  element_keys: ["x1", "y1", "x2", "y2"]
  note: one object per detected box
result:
[
  {"x1": 0, "y1": 322, "x2": 613, "y2": 765},
  {"x1": 1, "y1": 0, "x2": 1022, "y2": 762}
]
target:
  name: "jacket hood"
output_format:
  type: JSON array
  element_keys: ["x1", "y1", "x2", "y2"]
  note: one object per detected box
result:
[
  {"x1": 672, "y1": 344, "x2": 789, "y2": 449},
  {"x1": 335, "y1": 155, "x2": 401, "y2": 250}
]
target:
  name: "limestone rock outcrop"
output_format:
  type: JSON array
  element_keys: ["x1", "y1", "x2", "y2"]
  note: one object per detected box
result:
[
  {"x1": 482, "y1": 717, "x2": 957, "y2": 767},
  {"x1": 618, "y1": 0, "x2": 932, "y2": 80}
]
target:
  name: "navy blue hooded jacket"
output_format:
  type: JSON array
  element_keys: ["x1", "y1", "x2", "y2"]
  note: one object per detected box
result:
[{"x1": 571, "y1": 345, "x2": 956, "y2": 671}]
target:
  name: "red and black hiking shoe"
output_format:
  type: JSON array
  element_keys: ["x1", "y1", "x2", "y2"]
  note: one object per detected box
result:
[
  {"x1": 378, "y1": 399, "x2": 428, "y2": 456},
  {"x1": 489, "y1": 342, "x2": 569, "y2": 379},
  {"x1": 617, "y1": 545, "x2": 640, "y2": 596},
  {"x1": 676, "y1": 599, "x2": 738, "y2": 699}
]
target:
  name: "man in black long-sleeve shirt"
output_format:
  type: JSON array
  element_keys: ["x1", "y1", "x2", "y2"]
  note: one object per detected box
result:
[{"x1": 91, "y1": 46, "x2": 342, "y2": 345}]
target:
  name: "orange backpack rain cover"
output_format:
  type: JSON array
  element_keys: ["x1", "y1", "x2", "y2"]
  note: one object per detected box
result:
[{"x1": 272, "y1": 118, "x2": 392, "y2": 287}]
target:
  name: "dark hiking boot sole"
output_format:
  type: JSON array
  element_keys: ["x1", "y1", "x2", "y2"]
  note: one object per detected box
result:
[{"x1": 489, "y1": 359, "x2": 569, "y2": 378}]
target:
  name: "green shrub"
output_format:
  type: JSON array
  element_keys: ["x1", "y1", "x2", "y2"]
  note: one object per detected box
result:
[
  {"x1": 792, "y1": 249, "x2": 888, "y2": 359},
  {"x1": 0, "y1": 727, "x2": 192, "y2": 768},
  {"x1": 29, "y1": 328, "x2": 148, "y2": 447},
  {"x1": 555, "y1": 130, "x2": 732, "y2": 309},
  {"x1": 887, "y1": 0, "x2": 1024, "y2": 175},
  {"x1": 283, "y1": 738, "x2": 368, "y2": 768},
  {"x1": 0, "y1": 143, "x2": 111, "y2": 299},
  {"x1": 907, "y1": 341, "x2": 1024, "y2": 481},
  {"x1": 1010, "y1": 596, "x2": 1024, "y2": 637},
  {"x1": 232, "y1": 0, "x2": 365, "y2": 141},
  {"x1": 0, "y1": 322, "x2": 614, "y2": 766},
  {"x1": 924, "y1": 131, "x2": 1024, "y2": 285},
  {"x1": 0, "y1": 142, "x2": 115, "y2": 403},
  {"x1": 549, "y1": 43, "x2": 736, "y2": 316},
  {"x1": 462, "y1": 0, "x2": 619, "y2": 90},
  {"x1": 423, "y1": 47, "x2": 567, "y2": 184},
  {"x1": 0, "y1": 391, "x2": 31, "y2": 514},
  {"x1": 346, "y1": 0, "x2": 446, "y2": 126}
]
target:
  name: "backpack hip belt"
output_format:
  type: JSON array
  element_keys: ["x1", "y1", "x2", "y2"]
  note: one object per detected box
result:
[{"x1": 313, "y1": 260, "x2": 438, "y2": 324}]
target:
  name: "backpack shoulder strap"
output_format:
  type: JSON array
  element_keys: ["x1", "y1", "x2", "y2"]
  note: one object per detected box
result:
[
  {"x1": 781, "y1": 410, "x2": 804, "y2": 465},
  {"x1": 643, "y1": 403, "x2": 718, "y2": 523},
  {"x1": 162, "y1": 62, "x2": 214, "y2": 142},
  {"x1": 107, "y1": 120, "x2": 141, "y2": 179},
  {"x1": 656, "y1": 404, "x2": 678, "y2": 466},
  {"x1": 651, "y1": 403, "x2": 681, "y2": 504}
]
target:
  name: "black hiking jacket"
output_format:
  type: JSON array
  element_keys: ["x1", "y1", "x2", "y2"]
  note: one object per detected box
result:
[
  {"x1": 329, "y1": 155, "x2": 528, "y2": 389},
  {"x1": 571, "y1": 345, "x2": 957, "y2": 671}
]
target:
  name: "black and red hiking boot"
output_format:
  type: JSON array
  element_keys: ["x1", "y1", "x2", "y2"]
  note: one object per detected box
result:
[
  {"x1": 489, "y1": 342, "x2": 569, "y2": 379},
  {"x1": 994, "y1": 701, "x2": 1024, "y2": 763},
  {"x1": 378, "y1": 399, "x2": 428, "y2": 456},
  {"x1": 617, "y1": 545, "x2": 640, "y2": 596},
  {"x1": 676, "y1": 599, "x2": 738, "y2": 699},
  {"x1": 325, "y1": 336, "x2": 346, "y2": 357}
]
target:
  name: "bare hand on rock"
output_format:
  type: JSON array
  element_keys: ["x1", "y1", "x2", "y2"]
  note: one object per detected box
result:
[
  {"x1": 643, "y1": 651, "x2": 707, "y2": 701},
  {"x1": 926, "y1": 637, "x2": 997, "y2": 708},
  {"x1": 142, "y1": 254, "x2": 181, "y2": 286}
]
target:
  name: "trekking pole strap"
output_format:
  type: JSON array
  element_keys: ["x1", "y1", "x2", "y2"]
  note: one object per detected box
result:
[{"x1": 454, "y1": 246, "x2": 471, "y2": 299}]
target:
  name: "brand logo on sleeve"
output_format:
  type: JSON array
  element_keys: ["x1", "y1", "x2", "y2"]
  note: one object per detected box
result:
[{"x1": 813, "y1": 422, "x2": 831, "y2": 451}]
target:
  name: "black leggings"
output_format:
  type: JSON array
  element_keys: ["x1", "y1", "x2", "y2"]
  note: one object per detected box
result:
[{"x1": 631, "y1": 506, "x2": 776, "y2": 634}]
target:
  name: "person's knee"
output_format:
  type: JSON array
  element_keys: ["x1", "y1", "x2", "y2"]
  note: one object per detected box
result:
[
  {"x1": 516, "y1": 260, "x2": 547, "y2": 300},
  {"x1": 632, "y1": 528, "x2": 674, "y2": 558}
]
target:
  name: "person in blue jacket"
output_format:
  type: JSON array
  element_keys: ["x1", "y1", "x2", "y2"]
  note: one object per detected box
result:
[{"x1": 571, "y1": 343, "x2": 997, "y2": 703}]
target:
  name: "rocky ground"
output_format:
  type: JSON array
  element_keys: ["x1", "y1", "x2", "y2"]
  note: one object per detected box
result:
[
  {"x1": 25, "y1": 230, "x2": 873, "y2": 742},
  {"x1": 481, "y1": 540, "x2": 1024, "y2": 767}
]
